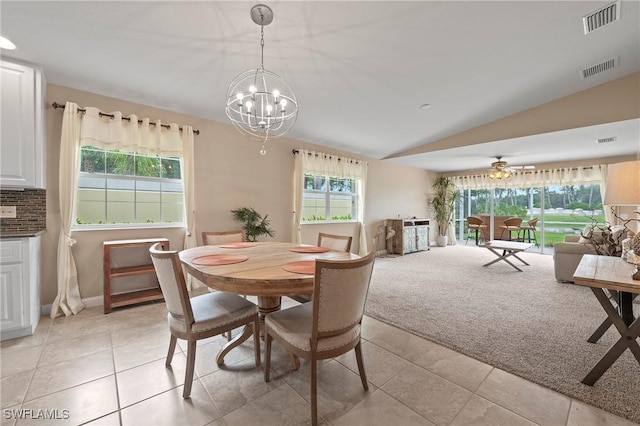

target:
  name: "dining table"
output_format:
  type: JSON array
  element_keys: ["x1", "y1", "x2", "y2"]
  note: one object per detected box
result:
[{"x1": 179, "y1": 241, "x2": 359, "y2": 367}]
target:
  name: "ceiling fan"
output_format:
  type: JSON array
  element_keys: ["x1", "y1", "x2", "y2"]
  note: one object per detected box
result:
[{"x1": 488, "y1": 156, "x2": 534, "y2": 180}]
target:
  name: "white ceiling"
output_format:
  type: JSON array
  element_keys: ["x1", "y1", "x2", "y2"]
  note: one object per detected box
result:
[{"x1": 1, "y1": 1, "x2": 639, "y2": 172}]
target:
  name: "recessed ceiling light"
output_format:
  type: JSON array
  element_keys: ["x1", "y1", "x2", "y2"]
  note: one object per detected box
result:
[
  {"x1": 420, "y1": 104, "x2": 431, "y2": 110},
  {"x1": 0, "y1": 36, "x2": 16, "y2": 50}
]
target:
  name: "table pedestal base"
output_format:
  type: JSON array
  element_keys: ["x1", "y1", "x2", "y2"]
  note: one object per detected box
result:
[{"x1": 215, "y1": 295, "x2": 300, "y2": 370}]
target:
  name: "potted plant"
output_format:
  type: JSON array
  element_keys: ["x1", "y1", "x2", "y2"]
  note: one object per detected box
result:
[
  {"x1": 230, "y1": 207, "x2": 275, "y2": 242},
  {"x1": 430, "y1": 176, "x2": 458, "y2": 247}
]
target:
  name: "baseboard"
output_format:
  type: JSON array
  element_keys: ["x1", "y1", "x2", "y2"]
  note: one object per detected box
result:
[{"x1": 41, "y1": 295, "x2": 103, "y2": 316}]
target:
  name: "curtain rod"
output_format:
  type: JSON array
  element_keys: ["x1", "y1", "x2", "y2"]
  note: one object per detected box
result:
[
  {"x1": 292, "y1": 149, "x2": 363, "y2": 165},
  {"x1": 51, "y1": 102, "x2": 200, "y2": 135}
]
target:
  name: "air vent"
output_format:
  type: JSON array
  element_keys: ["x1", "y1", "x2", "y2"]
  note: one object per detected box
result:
[
  {"x1": 583, "y1": 1, "x2": 620, "y2": 34},
  {"x1": 596, "y1": 137, "x2": 616, "y2": 144},
  {"x1": 581, "y1": 57, "x2": 618, "y2": 79}
]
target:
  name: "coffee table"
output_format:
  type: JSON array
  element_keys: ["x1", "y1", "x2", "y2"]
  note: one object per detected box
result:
[{"x1": 481, "y1": 240, "x2": 534, "y2": 272}]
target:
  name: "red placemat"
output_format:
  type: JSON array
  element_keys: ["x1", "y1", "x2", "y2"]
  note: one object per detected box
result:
[
  {"x1": 289, "y1": 246, "x2": 331, "y2": 253},
  {"x1": 218, "y1": 242, "x2": 258, "y2": 249},
  {"x1": 283, "y1": 260, "x2": 316, "y2": 275},
  {"x1": 192, "y1": 254, "x2": 248, "y2": 266}
]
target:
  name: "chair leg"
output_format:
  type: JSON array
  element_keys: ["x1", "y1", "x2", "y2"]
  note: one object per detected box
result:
[
  {"x1": 227, "y1": 330, "x2": 232, "y2": 341},
  {"x1": 264, "y1": 333, "x2": 272, "y2": 382},
  {"x1": 354, "y1": 341, "x2": 369, "y2": 391},
  {"x1": 311, "y1": 358, "x2": 318, "y2": 426},
  {"x1": 166, "y1": 335, "x2": 177, "y2": 367},
  {"x1": 183, "y1": 340, "x2": 196, "y2": 399},
  {"x1": 253, "y1": 318, "x2": 261, "y2": 367}
]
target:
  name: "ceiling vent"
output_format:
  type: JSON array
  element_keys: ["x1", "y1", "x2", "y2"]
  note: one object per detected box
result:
[
  {"x1": 596, "y1": 137, "x2": 616, "y2": 144},
  {"x1": 583, "y1": 1, "x2": 620, "y2": 34},
  {"x1": 581, "y1": 57, "x2": 618, "y2": 79}
]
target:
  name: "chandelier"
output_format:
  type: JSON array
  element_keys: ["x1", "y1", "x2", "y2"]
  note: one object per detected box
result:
[
  {"x1": 225, "y1": 4, "x2": 299, "y2": 155},
  {"x1": 488, "y1": 157, "x2": 513, "y2": 180}
]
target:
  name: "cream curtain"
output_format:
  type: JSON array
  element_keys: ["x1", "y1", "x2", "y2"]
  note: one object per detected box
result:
[
  {"x1": 451, "y1": 166, "x2": 602, "y2": 190},
  {"x1": 180, "y1": 125, "x2": 200, "y2": 290},
  {"x1": 292, "y1": 153, "x2": 304, "y2": 244},
  {"x1": 51, "y1": 104, "x2": 194, "y2": 316},
  {"x1": 51, "y1": 102, "x2": 85, "y2": 318},
  {"x1": 293, "y1": 149, "x2": 369, "y2": 255}
]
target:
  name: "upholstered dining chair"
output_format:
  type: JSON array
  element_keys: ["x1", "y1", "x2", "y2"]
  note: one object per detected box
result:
[
  {"x1": 519, "y1": 218, "x2": 539, "y2": 245},
  {"x1": 289, "y1": 233, "x2": 354, "y2": 303},
  {"x1": 201, "y1": 230, "x2": 248, "y2": 339},
  {"x1": 202, "y1": 230, "x2": 245, "y2": 245},
  {"x1": 317, "y1": 232, "x2": 353, "y2": 252},
  {"x1": 264, "y1": 252, "x2": 376, "y2": 426},
  {"x1": 499, "y1": 217, "x2": 523, "y2": 241},
  {"x1": 149, "y1": 243, "x2": 260, "y2": 399},
  {"x1": 465, "y1": 216, "x2": 487, "y2": 245}
]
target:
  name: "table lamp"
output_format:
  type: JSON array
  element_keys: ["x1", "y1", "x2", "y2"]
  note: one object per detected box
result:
[{"x1": 604, "y1": 160, "x2": 640, "y2": 279}]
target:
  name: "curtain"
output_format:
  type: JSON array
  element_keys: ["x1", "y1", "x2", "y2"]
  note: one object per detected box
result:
[
  {"x1": 51, "y1": 104, "x2": 194, "y2": 316},
  {"x1": 451, "y1": 166, "x2": 602, "y2": 190},
  {"x1": 294, "y1": 149, "x2": 369, "y2": 255},
  {"x1": 292, "y1": 153, "x2": 304, "y2": 244},
  {"x1": 51, "y1": 102, "x2": 85, "y2": 318},
  {"x1": 180, "y1": 125, "x2": 201, "y2": 290}
]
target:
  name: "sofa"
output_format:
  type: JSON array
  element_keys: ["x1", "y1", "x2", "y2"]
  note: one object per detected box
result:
[
  {"x1": 553, "y1": 225, "x2": 628, "y2": 283},
  {"x1": 553, "y1": 235, "x2": 596, "y2": 282}
]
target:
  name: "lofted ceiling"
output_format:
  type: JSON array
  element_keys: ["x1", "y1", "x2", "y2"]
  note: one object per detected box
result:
[{"x1": 1, "y1": 1, "x2": 639, "y2": 173}]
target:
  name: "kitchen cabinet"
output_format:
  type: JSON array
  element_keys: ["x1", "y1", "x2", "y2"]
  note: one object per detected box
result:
[
  {"x1": 0, "y1": 58, "x2": 46, "y2": 189},
  {"x1": 0, "y1": 235, "x2": 41, "y2": 341},
  {"x1": 387, "y1": 219, "x2": 430, "y2": 255}
]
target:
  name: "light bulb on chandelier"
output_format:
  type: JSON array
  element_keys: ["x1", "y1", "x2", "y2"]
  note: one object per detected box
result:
[{"x1": 225, "y1": 4, "x2": 299, "y2": 155}]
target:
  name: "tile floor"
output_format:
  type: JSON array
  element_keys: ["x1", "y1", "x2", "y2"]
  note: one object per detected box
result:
[{"x1": 1, "y1": 295, "x2": 638, "y2": 426}]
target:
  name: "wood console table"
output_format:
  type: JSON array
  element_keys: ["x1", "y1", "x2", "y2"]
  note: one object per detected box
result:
[
  {"x1": 387, "y1": 218, "x2": 430, "y2": 255},
  {"x1": 573, "y1": 255, "x2": 640, "y2": 385}
]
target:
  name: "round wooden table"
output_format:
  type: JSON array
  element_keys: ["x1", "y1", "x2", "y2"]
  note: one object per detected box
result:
[{"x1": 179, "y1": 241, "x2": 359, "y2": 366}]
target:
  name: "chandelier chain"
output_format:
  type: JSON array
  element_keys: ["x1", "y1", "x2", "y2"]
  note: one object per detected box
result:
[{"x1": 260, "y1": 20, "x2": 265, "y2": 70}]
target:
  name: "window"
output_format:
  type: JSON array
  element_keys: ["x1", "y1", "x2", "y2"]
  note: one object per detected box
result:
[
  {"x1": 74, "y1": 146, "x2": 184, "y2": 226},
  {"x1": 302, "y1": 173, "x2": 357, "y2": 222}
]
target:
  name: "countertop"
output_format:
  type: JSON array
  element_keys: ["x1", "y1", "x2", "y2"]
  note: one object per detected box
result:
[{"x1": 0, "y1": 230, "x2": 45, "y2": 239}]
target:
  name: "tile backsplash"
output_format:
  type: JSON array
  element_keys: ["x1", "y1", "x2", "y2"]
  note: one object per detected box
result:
[{"x1": 0, "y1": 188, "x2": 46, "y2": 233}]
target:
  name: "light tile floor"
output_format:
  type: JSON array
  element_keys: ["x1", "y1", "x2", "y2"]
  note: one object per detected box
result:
[{"x1": 1, "y1": 295, "x2": 638, "y2": 426}]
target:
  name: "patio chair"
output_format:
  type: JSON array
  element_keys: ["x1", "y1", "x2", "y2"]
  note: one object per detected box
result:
[
  {"x1": 149, "y1": 243, "x2": 260, "y2": 398},
  {"x1": 499, "y1": 217, "x2": 523, "y2": 240},
  {"x1": 466, "y1": 216, "x2": 487, "y2": 245},
  {"x1": 520, "y1": 218, "x2": 539, "y2": 245},
  {"x1": 264, "y1": 252, "x2": 375, "y2": 426}
]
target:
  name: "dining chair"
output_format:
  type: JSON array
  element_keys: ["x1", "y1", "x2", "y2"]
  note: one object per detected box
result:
[
  {"x1": 149, "y1": 242, "x2": 260, "y2": 399},
  {"x1": 519, "y1": 218, "x2": 539, "y2": 245},
  {"x1": 465, "y1": 216, "x2": 487, "y2": 245},
  {"x1": 316, "y1": 232, "x2": 353, "y2": 252},
  {"x1": 289, "y1": 233, "x2": 354, "y2": 303},
  {"x1": 264, "y1": 252, "x2": 375, "y2": 426},
  {"x1": 202, "y1": 230, "x2": 248, "y2": 339},
  {"x1": 499, "y1": 217, "x2": 523, "y2": 241},
  {"x1": 202, "y1": 230, "x2": 245, "y2": 245}
]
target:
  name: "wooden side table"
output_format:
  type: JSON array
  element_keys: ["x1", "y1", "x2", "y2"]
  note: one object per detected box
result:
[{"x1": 103, "y1": 238, "x2": 169, "y2": 313}]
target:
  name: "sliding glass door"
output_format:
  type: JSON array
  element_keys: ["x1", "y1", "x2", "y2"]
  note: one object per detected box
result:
[{"x1": 454, "y1": 183, "x2": 604, "y2": 253}]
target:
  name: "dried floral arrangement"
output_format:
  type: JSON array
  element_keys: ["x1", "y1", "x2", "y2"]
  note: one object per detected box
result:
[{"x1": 573, "y1": 211, "x2": 638, "y2": 257}]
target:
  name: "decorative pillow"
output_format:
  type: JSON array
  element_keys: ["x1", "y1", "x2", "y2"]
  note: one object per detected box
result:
[{"x1": 578, "y1": 226, "x2": 604, "y2": 245}]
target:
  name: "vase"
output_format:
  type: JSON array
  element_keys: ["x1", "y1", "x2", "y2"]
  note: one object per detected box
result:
[{"x1": 435, "y1": 235, "x2": 448, "y2": 247}]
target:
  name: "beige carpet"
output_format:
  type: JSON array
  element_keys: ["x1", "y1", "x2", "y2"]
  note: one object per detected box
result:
[{"x1": 364, "y1": 244, "x2": 640, "y2": 423}]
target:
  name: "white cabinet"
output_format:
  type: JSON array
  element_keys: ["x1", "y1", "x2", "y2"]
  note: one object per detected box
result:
[
  {"x1": 0, "y1": 58, "x2": 46, "y2": 189},
  {"x1": 387, "y1": 218, "x2": 431, "y2": 255},
  {"x1": 0, "y1": 236, "x2": 41, "y2": 341}
]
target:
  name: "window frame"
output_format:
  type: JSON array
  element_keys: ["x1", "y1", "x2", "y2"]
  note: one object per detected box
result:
[
  {"x1": 301, "y1": 173, "x2": 359, "y2": 223},
  {"x1": 73, "y1": 147, "x2": 185, "y2": 229}
]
